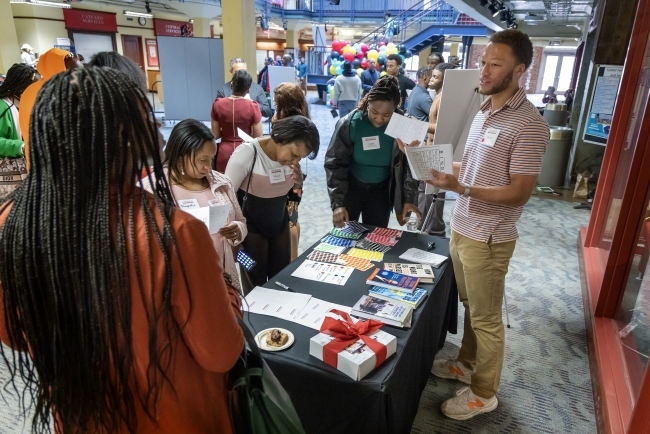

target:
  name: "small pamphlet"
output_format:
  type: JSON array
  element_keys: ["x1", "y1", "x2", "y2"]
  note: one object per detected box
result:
[
  {"x1": 368, "y1": 286, "x2": 428, "y2": 309},
  {"x1": 366, "y1": 268, "x2": 420, "y2": 294},
  {"x1": 399, "y1": 248, "x2": 447, "y2": 268},
  {"x1": 404, "y1": 144, "x2": 453, "y2": 181},
  {"x1": 351, "y1": 295, "x2": 413, "y2": 328},
  {"x1": 293, "y1": 297, "x2": 352, "y2": 330},
  {"x1": 384, "y1": 112, "x2": 429, "y2": 145},
  {"x1": 346, "y1": 247, "x2": 384, "y2": 262},
  {"x1": 183, "y1": 203, "x2": 231, "y2": 234},
  {"x1": 383, "y1": 263, "x2": 435, "y2": 283},
  {"x1": 329, "y1": 227, "x2": 364, "y2": 240},
  {"x1": 291, "y1": 260, "x2": 355, "y2": 286},
  {"x1": 321, "y1": 235, "x2": 354, "y2": 248},
  {"x1": 242, "y1": 286, "x2": 312, "y2": 321},
  {"x1": 313, "y1": 243, "x2": 347, "y2": 254}
]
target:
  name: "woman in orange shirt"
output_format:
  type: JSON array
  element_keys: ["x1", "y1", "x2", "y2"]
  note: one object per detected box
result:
[{"x1": 0, "y1": 67, "x2": 244, "y2": 434}]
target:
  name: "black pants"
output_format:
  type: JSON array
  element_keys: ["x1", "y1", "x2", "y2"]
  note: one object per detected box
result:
[
  {"x1": 343, "y1": 175, "x2": 392, "y2": 228},
  {"x1": 417, "y1": 181, "x2": 446, "y2": 236},
  {"x1": 242, "y1": 223, "x2": 291, "y2": 289}
]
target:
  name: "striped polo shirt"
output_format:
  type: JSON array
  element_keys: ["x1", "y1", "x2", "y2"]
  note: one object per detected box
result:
[{"x1": 451, "y1": 87, "x2": 549, "y2": 243}]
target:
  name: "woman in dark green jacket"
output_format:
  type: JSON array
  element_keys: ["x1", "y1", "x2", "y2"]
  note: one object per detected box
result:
[{"x1": 0, "y1": 63, "x2": 37, "y2": 157}]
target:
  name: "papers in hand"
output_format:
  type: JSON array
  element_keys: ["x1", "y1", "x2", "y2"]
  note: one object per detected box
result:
[
  {"x1": 182, "y1": 203, "x2": 231, "y2": 234},
  {"x1": 237, "y1": 128, "x2": 254, "y2": 142},
  {"x1": 384, "y1": 112, "x2": 429, "y2": 145},
  {"x1": 404, "y1": 144, "x2": 453, "y2": 181}
]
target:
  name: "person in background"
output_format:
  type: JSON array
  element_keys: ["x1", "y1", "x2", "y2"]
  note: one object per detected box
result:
[
  {"x1": 384, "y1": 12, "x2": 395, "y2": 43},
  {"x1": 0, "y1": 63, "x2": 37, "y2": 158},
  {"x1": 275, "y1": 55, "x2": 283, "y2": 66},
  {"x1": 416, "y1": 62, "x2": 456, "y2": 237},
  {"x1": 325, "y1": 75, "x2": 422, "y2": 228},
  {"x1": 216, "y1": 57, "x2": 273, "y2": 118},
  {"x1": 333, "y1": 61, "x2": 362, "y2": 118},
  {"x1": 564, "y1": 88, "x2": 575, "y2": 111},
  {"x1": 19, "y1": 48, "x2": 83, "y2": 170},
  {"x1": 360, "y1": 59, "x2": 380, "y2": 96},
  {"x1": 211, "y1": 70, "x2": 263, "y2": 173},
  {"x1": 88, "y1": 51, "x2": 147, "y2": 92},
  {"x1": 260, "y1": 56, "x2": 274, "y2": 93},
  {"x1": 258, "y1": 56, "x2": 271, "y2": 84},
  {"x1": 272, "y1": 82, "x2": 311, "y2": 261},
  {"x1": 282, "y1": 54, "x2": 293, "y2": 67},
  {"x1": 296, "y1": 56, "x2": 308, "y2": 94},
  {"x1": 225, "y1": 116, "x2": 319, "y2": 289},
  {"x1": 429, "y1": 29, "x2": 549, "y2": 420},
  {"x1": 20, "y1": 44, "x2": 36, "y2": 67},
  {"x1": 0, "y1": 67, "x2": 244, "y2": 434},
  {"x1": 542, "y1": 85, "x2": 558, "y2": 104},
  {"x1": 385, "y1": 54, "x2": 414, "y2": 110},
  {"x1": 407, "y1": 66, "x2": 433, "y2": 122},
  {"x1": 427, "y1": 52, "x2": 444, "y2": 69},
  {"x1": 139, "y1": 119, "x2": 248, "y2": 292}
]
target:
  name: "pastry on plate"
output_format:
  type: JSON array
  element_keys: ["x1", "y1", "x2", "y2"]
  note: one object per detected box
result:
[{"x1": 266, "y1": 329, "x2": 288, "y2": 347}]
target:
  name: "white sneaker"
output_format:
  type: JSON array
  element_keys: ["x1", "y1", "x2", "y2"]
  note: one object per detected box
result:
[
  {"x1": 441, "y1": 386, "x2": 498, "y2": 420},
  {"x1": 431, "y1": 358, "x2": 472, "y2": 384}
]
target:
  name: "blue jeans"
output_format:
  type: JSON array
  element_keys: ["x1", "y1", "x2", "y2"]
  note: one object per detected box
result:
[{"x1": 338, "y1": 100, "x2": 358, "y2": 118}]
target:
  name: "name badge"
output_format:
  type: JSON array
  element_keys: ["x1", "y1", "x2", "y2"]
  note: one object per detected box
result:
[
  {"x1": 482, "y1": 128, "x2": 500, "y2": 147},
  {"x1": 362, "y1": 135, "x2": 381, "y2": 151},
  {"x1": 269, "y1": 167, "x2": 286, "y2": 184},
  {"x1": 178, "y1": 199, "x2": 200, "y2": 210},
  {"x1": 208, "y1": 199, "x2": 220, "y2": 207}
]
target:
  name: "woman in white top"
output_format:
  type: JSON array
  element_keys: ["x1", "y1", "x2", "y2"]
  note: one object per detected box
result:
[
  {"x1": 225, "y1": 115, "x2": 320, "y2": 289},
  {"x1": 140, "y1": 119, "x2": 247, "y2": 291}
]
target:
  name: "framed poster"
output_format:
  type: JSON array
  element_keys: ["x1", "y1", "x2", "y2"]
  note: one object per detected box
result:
[
  {"x1": 146, "y1": 38, "x2": 159, "y2": 67},
  {"x1": 583, "y1": 65, "x2": 623, "y2": 145}
]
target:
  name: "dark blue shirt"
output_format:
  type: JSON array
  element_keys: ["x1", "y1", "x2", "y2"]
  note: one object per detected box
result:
[{"x1": 360, "y1": 69, "x2": 380, "y2": 95}]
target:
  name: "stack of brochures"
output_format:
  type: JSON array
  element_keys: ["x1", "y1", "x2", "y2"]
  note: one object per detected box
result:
[
  {"x1": 383, "y1": 263, "x2": 435, "y2": 283},
  {"x1": 351, "y1": 295, "x2": 413, "y2": 328},
  {"x1": 366, "y1": 268, "x2": 420, "y2": 293},
  {"x1": 368, "y1": 286, "x2": 428, "y2": 309}
]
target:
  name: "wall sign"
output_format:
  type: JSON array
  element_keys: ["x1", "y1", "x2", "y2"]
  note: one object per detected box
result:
[
  {"x1": 583, "y1": 65, "x2": 624, "y2": 145},
  {"x1": 146, "y1": 39, "x2": 159, "y2": 67},
  {"x1": 63, "y1": 9, "x2": 117, "y2": 33},
  {"x1": 154, "y1": 19, "x2": 193, "y2": 37}
]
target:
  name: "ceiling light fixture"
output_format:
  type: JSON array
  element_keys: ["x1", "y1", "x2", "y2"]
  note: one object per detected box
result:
[
  {"x1": 10, "y1": 0, "x2": 72, "y2": 8},
  {"x1": 124, "y1": 10, "x2": 153, "y2": 17}
]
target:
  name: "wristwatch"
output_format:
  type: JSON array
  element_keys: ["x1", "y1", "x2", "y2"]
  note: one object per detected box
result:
[{"x1": 461, "y1": 184, "x2": 471, "y2": 197}]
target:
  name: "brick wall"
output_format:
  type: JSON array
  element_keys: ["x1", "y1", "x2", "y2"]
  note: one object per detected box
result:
[{"x1": 466, "y1": 44, "x2": 544, "y2": 94}]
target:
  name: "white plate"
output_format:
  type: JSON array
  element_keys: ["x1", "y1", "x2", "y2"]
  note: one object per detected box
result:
[{"x1": 255, "y1": 328, "x2": 295, "y2": 351}]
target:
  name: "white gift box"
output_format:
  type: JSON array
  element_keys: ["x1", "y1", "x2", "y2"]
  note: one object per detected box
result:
[{"x1": 309, "y1": 329, "x2": 397, "y2": 381}]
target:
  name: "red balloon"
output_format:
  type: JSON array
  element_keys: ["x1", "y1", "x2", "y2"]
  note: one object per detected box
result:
[
  {"x1": 361, "y1": 43, "x2": 369, "y2": 53},
  {"x1": 356, "y1": 51, "x2": 365, "y2": 59},
  {"x1": 361, "y1": 59, "x2": 369, "y2": 69},
  {"x1": 343, "y1": 52, "x2": 355, "y2": 62},
  {"x1": 379, "y1": 41, "x2": 386, "y2": 47},
  {"x1": 332, "y1": 40, "x2": 343, "y2": 52}
]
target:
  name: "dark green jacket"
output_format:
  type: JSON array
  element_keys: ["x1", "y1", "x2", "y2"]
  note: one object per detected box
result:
[{"x1": 0, "y1": 99, "x2": 23, "y2": 158}]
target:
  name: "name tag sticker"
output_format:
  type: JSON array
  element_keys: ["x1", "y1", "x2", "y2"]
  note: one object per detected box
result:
[
  {"x1": 482, "y1": 128, "x2": 500, "y2": 147},
  {"x1": 269, "y1": 167, "x2": 286, "y2": 184},
  {"x1": 362, "y1": 135, "x2": 381, "y2": 151},
  {"x1": 178, "y1": 199, "x2": 200, "y2": 210},
  {"x1": 208, "y1": 199, "x2": 220, "y2": 207}
]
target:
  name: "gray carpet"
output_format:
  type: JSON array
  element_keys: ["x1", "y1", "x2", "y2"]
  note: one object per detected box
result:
[{"x1": 0, "y1": 93, "x2": 596, "y2": 433}]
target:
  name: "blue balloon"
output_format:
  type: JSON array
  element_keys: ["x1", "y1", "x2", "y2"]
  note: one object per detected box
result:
[
  {"x1": 331, "y1": 50, "x2": 340, "y2": 59},
  {"x1": 336, "y1": 66, "x2": 342, "y2": 75},
  {"x1": 398, "y1": 44, "x2": 407, "y2": 54},
  {"x1": 400, "y1": 54, "x2": 405, "y2": 62},
  {"x1": 377, "y1": 54, "x2": 386, "y2": 65},
  {"x1": 352, "y1": 58, "x2": 362, "y2": 69},
  {"x1": 405, "y1": 49, "x2": 413, "y2": 59}
]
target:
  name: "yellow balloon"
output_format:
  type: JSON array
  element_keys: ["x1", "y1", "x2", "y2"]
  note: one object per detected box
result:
[
  {"x1": 387, "y1": 42, "x2": 396, "y2": 48},
  {"x1": 357, "y1": 68, "x2": 363, "y2": 76},
  {"x1": 380, "y1": 71, "x2": 387, "y2": 77},
  {"x1": 367, "y1": 49, "x2": 378, "y2": 61},
  {"x1": 330, "y1": 65, "x2": 337, "y2": 75}
]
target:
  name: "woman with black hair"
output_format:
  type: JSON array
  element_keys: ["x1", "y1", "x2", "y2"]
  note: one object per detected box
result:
[
  {"x1": 0, "y1": 67, "x2": 244, "y2": 434},
  {"x1": 225, "y1": 115, "x2": 319, "y2": 288},
  {"x1": 88, "y1": 51, "x2": 147, "y2": 92},
  {"x1": 139, "y1": 118, "x2": 247, "y2": 292},
  {"x1": 325, "y1": 74, "x2": 422, "y2": 228},
  {"x1": 0, "y1": 63, "x2": 37, "y2": 197},
  {"x1": 211, "y1": 69, "x2": 263, "y2": 173}
]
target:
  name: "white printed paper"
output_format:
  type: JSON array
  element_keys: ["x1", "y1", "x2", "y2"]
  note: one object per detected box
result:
[
  {"x1": 292, "y1": 298, "x2": 352, "y2": 330},
  {"x1": 291, "y1": 260, "x2": 354, "y2": 286},
  {"x1": 384, "y1": 112, "x2": 429, "y2": 145},
  {"x1": 399, "y1": 248, "x2": 447, "y2": 268},
  {"x1": 185, "y1": 203, "x2": 231, "y2": 234},
  {"x1": 242, "y1": 286, "x2": 312, "y2": 321},
  {"x1": 237, "y1": 128, "x2": 254, "y2": 142},
  {"x1": 404, "y1": 144, "x2": 453, "y2": 181}
]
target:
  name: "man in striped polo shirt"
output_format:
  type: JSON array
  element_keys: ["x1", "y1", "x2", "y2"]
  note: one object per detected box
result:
[{"x1": 427, "y1": 30, "x2": 549, "y2": 420}]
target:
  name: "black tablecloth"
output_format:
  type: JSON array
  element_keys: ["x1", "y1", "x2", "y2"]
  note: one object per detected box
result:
[{"x1": 245, "y1": 229, "x2": 458, "y2": 434}]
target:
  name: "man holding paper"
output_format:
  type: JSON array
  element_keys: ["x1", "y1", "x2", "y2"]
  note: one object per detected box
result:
[{"x1": 426, "y1": 30, "x2": 549, "y2": 420}]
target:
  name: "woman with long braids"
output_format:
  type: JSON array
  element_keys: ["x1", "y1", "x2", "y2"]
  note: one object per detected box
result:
[
  {"x1": 0, "y1": 63, "x2": 37, "y2": 196},
  {"x1": 0, "y1": 67, "x2": 244, "y2": 433},
  {"x1": 325, "y1": 74, "x2": 422, "y2": 228},
  {"x1": 272, "y1": 82, "x2": 309, "y2": 260}
]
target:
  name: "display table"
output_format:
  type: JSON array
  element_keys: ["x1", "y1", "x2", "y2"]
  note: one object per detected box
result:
[{"x1": 246, "y1": 229, "x2": 458, "y2": 434}]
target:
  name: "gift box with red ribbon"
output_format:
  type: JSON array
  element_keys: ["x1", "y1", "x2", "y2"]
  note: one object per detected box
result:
[{"x1": 309, "y1": 309, "x2": 397, "y2": 381}]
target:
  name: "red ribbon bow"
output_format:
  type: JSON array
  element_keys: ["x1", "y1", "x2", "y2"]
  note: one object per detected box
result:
[{"x1": 320, "y1": 309, "x2": 387, "y2": 369}]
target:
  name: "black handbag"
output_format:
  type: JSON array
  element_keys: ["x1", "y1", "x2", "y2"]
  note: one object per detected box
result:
[{"x1": 229, "y1": 318, "x2": 306, "y2": 434}]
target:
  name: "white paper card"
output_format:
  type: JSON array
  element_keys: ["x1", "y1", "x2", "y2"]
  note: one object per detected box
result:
[
  {"x1": 269, "y1": 167, "x2": 286, "y2": 184},
  {"x1": 482, "y1": 128, "x2": 500, "y2": 147},
  {"x1": 404, "y1": 144, "x2": 453, "y2": 181},
  {"x1": 384, "y1": 112, "x2": 429, "y2": 145},
  {"x1": 242, "y1": 286, "x2": 312, "y2": 321},
  {"x1": 399, "y1": 248, "x2": 447, "y2": 268},
  {"x1": 362, "y1": 135, "x2": 381, "y2": 151},
  {"x1": 178, "y1": 199, "x2": 200, "y2": 210},
  {"x1": 291, "y1": 260, "x2": 354, "y2": 286},
  {"x1": 293, "y1": 298, "x2": 352, "y2": 330},
  {"x1": 237, "y1": 128, "x2": 253, "y2": 142},
  {"x1": 207, "y1": 203, "x2": 231, "y2": 233}
]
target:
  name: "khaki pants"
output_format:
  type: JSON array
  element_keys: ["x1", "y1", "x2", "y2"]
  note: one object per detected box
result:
[{"x1": 450, "y1": 230, "x2": 516, "y2": 399}]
